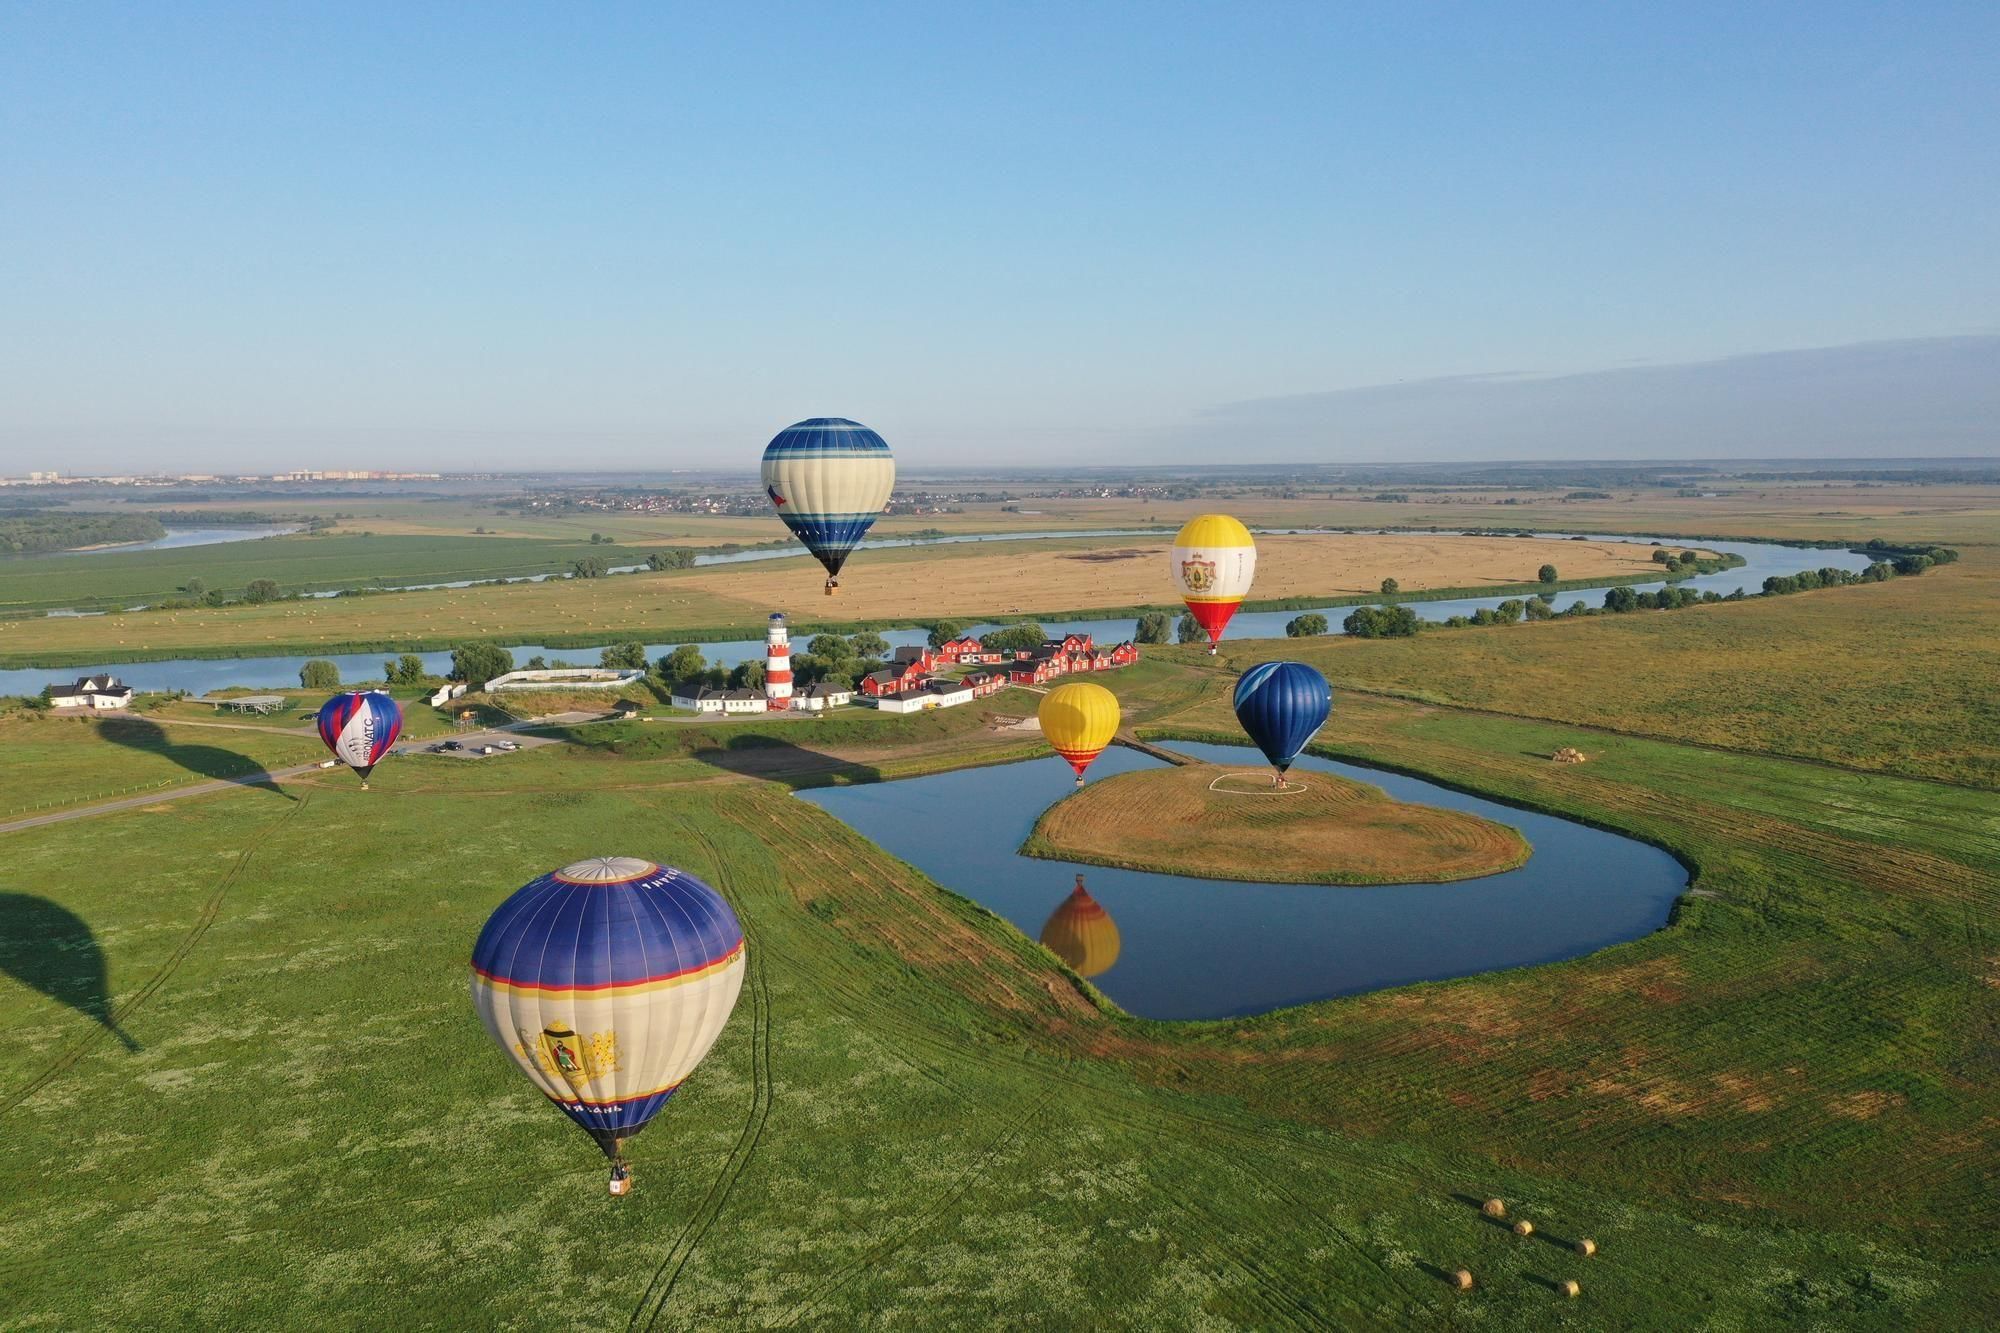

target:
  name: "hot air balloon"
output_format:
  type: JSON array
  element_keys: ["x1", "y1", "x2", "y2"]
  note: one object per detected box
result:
[
  {"x1": 1170, "y1": 515, "x2": 1256, "y2": 654},
  {"x1": 1040, "y1": 874, "x2": 1121, "y2": 978},
  {"x1": 1232, "y1": 661, "x2": 1332, "y2": 786},
  {"x1": 760, "y1": 417, "x2": 896, "y2": 595},
  {"x1": 315, "y1": 690, "x2": 403, "y2": 787},
  {"x1": 1039, "y1": 680, "x2": 1119, "y2": 785},
  {"x1": 470, "y1": 857, "x2": 746, "y2": 1196}
]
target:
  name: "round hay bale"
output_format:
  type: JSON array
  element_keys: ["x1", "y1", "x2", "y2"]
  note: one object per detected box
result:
[
  {"x1": 1480, "y1": 1198, "x2": 1506, "y2": 1218},
  {"x1": 1559, "y1": 1279, "x2": 1581, "y2": 1298},
  {"x1": 1449, "y1": 1269, "x2": 1473, "y2": 1291},
  {"x1": 1575, "y1": 1237, "x2": 1597, "y2": 1257},
  {"x1": 1512, "y1": 1220, "x2": 1534, "y2": 1237}
]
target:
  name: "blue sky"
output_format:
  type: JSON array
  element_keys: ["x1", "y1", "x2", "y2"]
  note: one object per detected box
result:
[{"x1": 3, "y1": 3, "x2": 1995, "y2": 468}]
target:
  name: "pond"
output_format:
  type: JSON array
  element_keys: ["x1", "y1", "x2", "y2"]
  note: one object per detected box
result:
[
  {"x1": 797, "y1": 741, "x2": 1688, "y2": 1021},
  {"x1": 0, "y1": 531, "x2": 1872, "y2": 697}
]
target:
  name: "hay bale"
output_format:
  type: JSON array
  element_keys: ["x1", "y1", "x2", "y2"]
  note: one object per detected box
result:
[
  {"x1": 1559, "y1": 1279, "x2": 1581, "y2": 1298},
  {"x1": 1575, "y1": 1237, "x2": 1597, "y2": 1257},
  {"x1": 1512, "y1": 1220, "x2": 1534, "y2": 1237},
  {"x1": 1449, "y1": 1269, "x2": 1473, "y2": 1291},
  {"x1": 1480, "y1": 1198, "x2": 1507, "y2": 1218}
]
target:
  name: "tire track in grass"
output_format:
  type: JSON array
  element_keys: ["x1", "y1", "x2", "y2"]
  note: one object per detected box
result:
[
  {"x1": 628, "y1": 830, "x2": 774, "y2": 1333},
  {"x1": 0, "y1": 792, "x2": 310, "y2": 1119}
]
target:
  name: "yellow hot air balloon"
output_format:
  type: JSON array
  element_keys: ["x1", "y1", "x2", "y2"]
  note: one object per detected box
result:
[
  {"x1": 1040, "y1": 874, "x2": 1121, "y2": 978},
  {"x1": 1170, "y1": 514, "x2": 1257, "y2": 654},
  {"x1": 1039, "y1": 680, "x2": 1119, "y2": 784}
]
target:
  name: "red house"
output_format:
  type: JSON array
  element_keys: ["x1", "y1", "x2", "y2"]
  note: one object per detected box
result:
[
  {"x1": 932, "y1": 636, "x2": 983, "y2": 664},
  {"x1": 860, "y1": 658, "x2": 932, "y2": 697}
]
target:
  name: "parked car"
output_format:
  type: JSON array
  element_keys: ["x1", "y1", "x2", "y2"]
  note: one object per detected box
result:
[{"x1": 440, "y1": 740, "x2": 463, "y2": 751}]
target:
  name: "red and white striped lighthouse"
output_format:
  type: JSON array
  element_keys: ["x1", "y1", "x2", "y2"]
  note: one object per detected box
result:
[{"x1": 765, "y1": 612, "x2": 792, "y2": 710}]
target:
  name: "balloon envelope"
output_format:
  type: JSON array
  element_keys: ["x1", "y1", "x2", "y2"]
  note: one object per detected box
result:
[
  {"x1": 1040, "y1": 875, "x2": 1121, "y2": 978},
  {"x1": 470, "y1": 857, "x2": 745, "y2": 1161},
  {"x1": 1232, "y1": 661, "x2": 1332, "y2": 774},
  {"x1": 1039, "y1": 681, "x2": 1120, "y2": 780},
  {"x1": 760, "y1": 418, "x2": 895, "y2": 587},
  {"x1": 1170, "y1": 514, "x2": 1256, "y2": 648},
  {"x1": 315, "y1": 690, "x2": 402, "y2": 781}
]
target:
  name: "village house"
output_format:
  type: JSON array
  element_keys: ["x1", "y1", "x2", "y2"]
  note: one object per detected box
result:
[
  {"x1": 47, "y1": 674, "x2": 134, "y2": 710},
  {"x1": 860, "y1": 658, "x2": 931, "y2": 697},
  {"x1": 874, "y1": 678, "x2": 976, "y2": 714},
  {"x1": 791, "y1": 681, "x2": 854, "y2": 713}
]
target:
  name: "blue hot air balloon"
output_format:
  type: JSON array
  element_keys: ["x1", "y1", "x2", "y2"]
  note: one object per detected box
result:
[
  {"x1": 760, "y1": 417, "x2": 896, "y2": 595},
  {"x1": 470, "y1": 857, "x2": 747, "y2": 1195},
  {"x1": 315, "y1": 690, "x2": 403, "y2": 787},
  {"x1": 1232, "y1": 662, "x2": 1331, "y2": 784}
]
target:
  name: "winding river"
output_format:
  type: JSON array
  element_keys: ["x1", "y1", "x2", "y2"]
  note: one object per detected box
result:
[
  {"x1": 800, "y1": 741, "x2": 1689, "y2": 1021},
  {"x1": 0, "y1": 531, "x2": 1870, "y2": 696}
]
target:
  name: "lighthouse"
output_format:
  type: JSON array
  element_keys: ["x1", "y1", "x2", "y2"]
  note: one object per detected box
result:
[{"x1": 765, "y1": 613, "x2": 793, "y2": 710}]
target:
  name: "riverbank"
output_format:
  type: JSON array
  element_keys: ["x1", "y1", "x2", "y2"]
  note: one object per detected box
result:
[{"x1": 1020, "y1": 761, "x2": 1531, "y2": 885}]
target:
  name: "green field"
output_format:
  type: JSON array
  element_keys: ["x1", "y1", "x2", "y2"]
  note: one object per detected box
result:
[
  {"x1": 0, "y1": 532, "x2": 659, "y2": 614},
  {"x1": 1, "y1": 626, "x2": 1995, "y2": 1326}
]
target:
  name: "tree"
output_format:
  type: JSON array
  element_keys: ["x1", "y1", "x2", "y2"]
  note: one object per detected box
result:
[
  {"x1": 982, "y1": 622, "x2": 1049, "y2": 655},
  {"x1": 383, "y1": 653, "x2": 427, "y2": 685},
  {"x1": 1285, "y1": 613, "x2": 1329, "y2": 637},
  {"x1": 1133, "y1": 611, "x2": 1171, "y2": 644},
  {"x1": 658, "y1": 644, "x2": 705, "y2": 683},
  {"x1": 1538, "y1": 564, "x2": 1559, "y2": 584},
  {"x1": 926, "y1": 621, "x2": 963, "y2": 648},
  {"x1": 1679, "y1": 550, "x2": 1699, "y2": 565},
  {"x1": 1175, "y1": 612, "x2": 1206, "y2": 645},
  {"x1": 590, "y1": 532, "x2": 609, "y2": 545},
  {"x1": 182, "y1": 577, "x2": 208, "y2": 599},
  {"x1": 1379, "y1": 577, "x2": 1400, "y2": 596},
  {"x1": 1892, "y1": 554, "x2": 1934, "y2": 576},
  {"x1": 451, "y1": 643, "x2": 514, "y2": 685},
  {"x1": 1494, "y1": 599, "x2": 1526, "y2": 624},
  {"x1": 1524, "y1": 597, "x2": 1555, "y2": 620},
  {"x1": 646, "y1": 548, "x2": 697, "y2": 571},
  {"x1": 1604, "y1": 585, "x2": 1640, "y2": 612},
  {"x1": 524, "y1": 655, "x2": 548, "y2": 670},
  {"x1": 244, "y1": 578, "x2": 281, "y2": 603},
  {"x1": 570, "y1": 556, "x2": 609, "y2": 579},
  {"x1": 1651, "y1": 549, "x2": 1673, "y2": 565},
  {"x1": 848, "y1": 631, "x2": 891, "y2": 659},
  {"x1": 809, "y1": 633, "x2": 854, "y2": 660},
  {"x1": 1344, "y1": 604, "x2": 1420, "y2": 638},
  {"x1": 600, "y1": 641, "x2": 647, "y2": 670},
  {"x1": 729, "y1": 660, "x2": 766, "y2": 690},
  {"x1": 299, "y1": 659, "x2": 341, "y2": 689}
]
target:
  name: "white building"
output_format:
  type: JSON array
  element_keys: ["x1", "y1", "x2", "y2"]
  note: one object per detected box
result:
[
  {"x1": 875, "y1": 679, "x2": 974, "y2": 714},
  {"x1": 765, "y1": 613, "x2": 793, "y2": 709},
  {"x1": 672, "y1": 686, "x2": 769, "y2": 715},
  {"x1": 48, "y1": 674, "x2": 134, "y2": 710},
  {"x1": 792, "y1": 681, "x2": 854, "y2": 713}
]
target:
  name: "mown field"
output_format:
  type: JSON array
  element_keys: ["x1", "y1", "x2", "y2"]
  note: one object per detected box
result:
[
  {"x1": 1024, "y1": 761, "x2": 1530, "y2": 884},
  {"x1": 1, "y1": 646, "x2": 1993, "y2": 1327},
  {"x1": 0, "y1": 532, "x2": 657, "y2": 614},
  {"x1": 0, "y1": 531, "x2": 1654, "y2": 665},
  {"x1": 1211, "y1": 546, "x2": 2000, "y2": 788}
]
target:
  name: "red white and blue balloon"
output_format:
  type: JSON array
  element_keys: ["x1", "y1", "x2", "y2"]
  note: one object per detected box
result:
[{"x1": 315, "y1": 690, "x2": 403, "y2": 784}]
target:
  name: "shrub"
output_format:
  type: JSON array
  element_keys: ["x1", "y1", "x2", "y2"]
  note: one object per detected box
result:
[
  {"x1": 646, "y1": 548, "x2": 696, "y2": 571},
  {"x1": 927, "y1": 621, "x2": 963, "y2": 648},
  {"x1": 1134, "y1": 611, "x2": 1171, "y2": 644},
  {"x1": 1538, "y1": 564, "x2": 1558, "y2": 583},
  {"x1": 658, "y1": 645, "x2": 705, "y2": 684},
  {"x1": 1604, "y1": 586, "x2": 1640, "y2": 612},
  {"x1": 570, "y1": 556, "x2": 609, "y2": 579},
  {"x1": 1285, "y1": 613, "x2": 1329, "y2": 637},
  {"x1": 600, "y1": 642, "x2": 648, "y2": 670},
  {"x1": 243, "y1": 578, "x2": 281, "y2": 603},
  {"x1": 983, "y1": 622, "x2": 1049, "y2": 654},
  {"x1": 1174, "y1": 613, "x2": 1206, "y2": 645},
  {"x1": 1652, "y1": 549, "x2": 1673, "y2": 564},
  {"x1": 383, "y1": 653, "x2": 428, "y2": 686},
  {"x1": 1344, "y1": 604, "x2": 1420, "y2": 638},
  {"x1": 1379, "y1": 577, "x2": 1400, "y2": 596},
  {"x1": 299, "y1": 659, "x2": 341, "y2": 690},
  {"x1": 1524, "y1": 597, "x2": 1555, "y2": 620},
  {"x1": 848, "y1": 631, "x2": 891, "y2": 659}
]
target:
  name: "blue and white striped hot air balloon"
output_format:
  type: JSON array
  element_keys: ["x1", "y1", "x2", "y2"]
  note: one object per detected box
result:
[
  {"x1": 470, "y1": 857, "x2": 746, "y2": 1195},
  {"x1": 760, "y1": 417, "x2": 895, "y2": 594},
  {"x1": 1232, "y1": 662, "x2": 1332, "y2": 786}
]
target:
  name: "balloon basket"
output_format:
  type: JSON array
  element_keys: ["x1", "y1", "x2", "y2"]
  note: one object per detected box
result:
[{"x1": 608, "y1": 1158, "x2": 632, "y2": 1197}]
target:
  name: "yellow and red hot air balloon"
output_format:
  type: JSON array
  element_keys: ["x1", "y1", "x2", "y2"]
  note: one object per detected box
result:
[
  {"x1": 1040, "y1": 874, "x2": 1121, "y2": 978},
  {"x1": 1170, "y1": 514, "x2": 1256, "y2": 654},
  {"x1": 1038, "y1": 680, "x2": 1120, "y2": 785}
]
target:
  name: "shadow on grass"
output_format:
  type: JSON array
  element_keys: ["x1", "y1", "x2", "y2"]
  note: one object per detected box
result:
[
  {"x1": 690, "y1": 734, "x2": 882, "y2": 790},
  {"x1": 101, "y1": 717, "x2": 296, "y2": 800},
  {"x1": 0, "y1": 892, "x2": 139, "y2": 1051}
]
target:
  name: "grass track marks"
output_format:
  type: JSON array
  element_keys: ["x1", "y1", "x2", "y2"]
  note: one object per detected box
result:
[
  {"x1": 0, "y1": 791, "x2": 311, "y2": 1119},
  {"x1": 628, "y1": 830, "x2": 775, "y2": 1333}
]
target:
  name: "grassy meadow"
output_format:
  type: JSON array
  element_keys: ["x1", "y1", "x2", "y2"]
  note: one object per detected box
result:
[
  {"x1": 0, "y1": 650, "x2": 1993, "y2": 1326},
  {"x1": 1211, "y1": 546, "x2": 2000, "y2": 788},
  {"x1": 1024, "y1": 761, "x2": 1531, "y2": 884}
]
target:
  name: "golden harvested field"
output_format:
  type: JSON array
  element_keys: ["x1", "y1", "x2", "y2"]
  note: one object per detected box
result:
[
  {"x1": 1025, "y1": 761, "x2": 1530, "y2": 884},
  {"x1": 0, "y1": 532, "x2": 1655, "y2": 660}
]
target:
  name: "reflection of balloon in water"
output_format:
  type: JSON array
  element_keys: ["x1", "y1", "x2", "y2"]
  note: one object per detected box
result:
[
  {"x1": 470, "y1": 857, "x2": 745, "y2": 1196},
  {"x1": 1040, "y1": 874, "x2": 1121, "y2": 978},
  {"x1": 760, "y1": 417, "x2": 896, "y2": 595},
  {"x1": 1232, "y1": 661, "x2": 1332, "y2": 783},
  {"x1": 1039, "y1": 681, "x2": 1120, "y2": 784},
  {"x1": 0, "y1": 893, "x2": 139, "y2": 1051},
  {"x1": 315, "y1": 690, "x2": 402, "y2": 787},
  {"x1": 1170, "y1": 514, "x2": 1256, "y2": 653}
]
